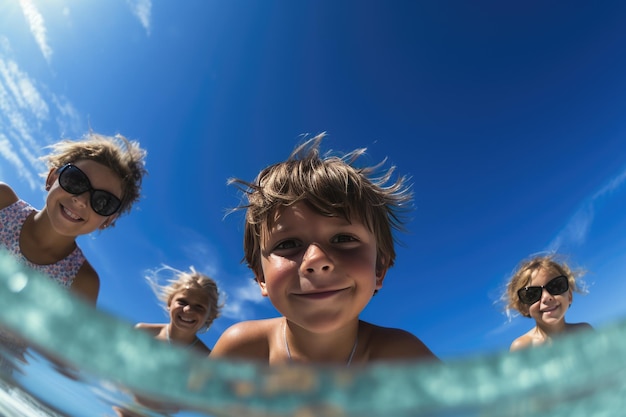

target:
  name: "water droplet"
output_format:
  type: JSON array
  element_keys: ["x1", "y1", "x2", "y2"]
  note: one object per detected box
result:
[{"x1": 8, "y1": 272, "x2": 28, "y2": 292}]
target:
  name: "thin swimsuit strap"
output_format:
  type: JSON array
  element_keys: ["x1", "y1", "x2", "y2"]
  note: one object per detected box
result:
[
  {"x1": 283, "y1": 320, "x2": 358, "y2": 367},
  {"x1": 165, "y1": 326, "x2": 199, "y2": 348}
]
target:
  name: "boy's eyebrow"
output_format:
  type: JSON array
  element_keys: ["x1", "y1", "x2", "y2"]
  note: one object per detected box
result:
[{"x1": 268, "y1": 222, "x2": 299, "y2": 234}]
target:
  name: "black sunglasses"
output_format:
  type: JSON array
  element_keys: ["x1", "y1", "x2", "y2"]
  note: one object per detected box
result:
[
  {"x1": 517, "y1": 275, "x2": 569, "y2": 305},
  {"x1": 57, "y1": 164, "x2": 122, "y2": 217}
]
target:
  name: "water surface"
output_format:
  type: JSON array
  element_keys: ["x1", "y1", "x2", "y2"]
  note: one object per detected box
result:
[{"x1": 1, "y1": 251, "x2": 625, "y2": 417}]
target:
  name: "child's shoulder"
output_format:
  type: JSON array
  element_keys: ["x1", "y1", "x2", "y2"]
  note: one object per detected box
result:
[
  {"x1": 0, "y1": 183, "x2": 19, "y2": 210},
  {"x1": 71, "y1": 261, "x2": 100, "y2": 305},
  {"x1": 509, "y1": 333, "x2": 534, "y2": 351},
  {"x1": 568, "y1": 322, "x2": 593, "y2": 332},
  {"x1": 135, "y1": 323, "x2": 164, "y2": 338},
  {"x1": 210, "y1": 318, "x2": 280, "y2": 360},
  {"x1": 361, "y1": 321, "x2": 438, "y2": 362},
  {"x1": 220, "y1": 318, "x2": 279, "y2": 341},
  {"x1": 135, "y1": 322, "x2": 164, "y2": 331}
]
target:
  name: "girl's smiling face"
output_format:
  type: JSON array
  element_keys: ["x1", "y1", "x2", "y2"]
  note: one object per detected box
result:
[
  {"x1": 168, "y1": 288, "x2": 211, "y2": 335},
  {"x1": 258, "y1": 201, "x2": 386, "y2": 334},
  {"x1": 525, "y1": 267, "x2": 573, "y2": 327},
  {"x1": 46, "y1": 160, "x2": 123, "y2": 236}
]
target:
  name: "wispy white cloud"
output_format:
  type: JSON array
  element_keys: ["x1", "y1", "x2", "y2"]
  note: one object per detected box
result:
[
  {"x1": 593, "y1": 169, "x2": 626, "y2": 199},
  {"x1": 0, "y1": 39, "x2": 82, "y2": 190},
  {"x1": 0, "y1": 59, "x2": 49, "y2": 120},
  {"x1": 0, "y1": 59, "x2": 47, "y2": 182},
  {"x1": 0, "y1": 134, "x2": 37, "y2": 188},
  {"x1": 547, "y1": 203, "x2": 593, "y2": 251},
  {"x1": 221, "y1": 279, "x2": 267, "y2": 321},
  {"x1": 18, "y1": 0, "x2": 53, "y2": 64},
  {"x1": 548, "y1": 166, "x2": 626, "y2": 251},
  {"x1": 51, "y1": 94, "x2": 83, "y2": 139},
  {"x1": 0, "y1": 37, "x2": 10, "y2": 54},
  {"x1": 127, "y1": 0, "x2": 152, "y2": 36}
]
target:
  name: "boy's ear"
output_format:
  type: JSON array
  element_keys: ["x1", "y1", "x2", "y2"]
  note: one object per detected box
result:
[
  {"x1": 255, "y1": 273, "x2": 269, "y2": 297},
  {"x1": 375, "y1": 257, "x2": 388, "y2": 290},
  {"x1": 375, "y1": 268, "x2": 388, "y2": 290}
]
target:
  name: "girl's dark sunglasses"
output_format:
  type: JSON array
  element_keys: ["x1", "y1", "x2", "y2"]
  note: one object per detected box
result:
[
  {"x1": 517, "y1": 275, "x2": 569, "y2": 305},
  {"x1": 57, "y1": 164, "x2": 122, "y2": 217}
]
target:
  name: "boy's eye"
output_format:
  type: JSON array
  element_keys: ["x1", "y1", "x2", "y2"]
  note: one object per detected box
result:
[
  {"x1": 332, "y1": 234, "x2": 357, "y2": 243},
  {"x1": 274, "y1": 239, "x2": 299, "y2": 250}
]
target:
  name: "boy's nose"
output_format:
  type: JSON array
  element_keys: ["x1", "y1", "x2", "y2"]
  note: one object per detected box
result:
[{"x1": 301, "y1": 244, "x2": 333, "y2": 273}]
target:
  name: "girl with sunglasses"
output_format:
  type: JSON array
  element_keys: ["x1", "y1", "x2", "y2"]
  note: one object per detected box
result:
[
  {"x1": 0, "y1": 132, "x2": 147, "y2": 304},
  {"x1": 504, "y1": 254, "x2": 592, "y2": 351}
]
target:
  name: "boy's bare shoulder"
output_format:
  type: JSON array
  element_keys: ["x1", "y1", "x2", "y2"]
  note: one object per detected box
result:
[
  {"x1": 0, "y1": 183, "x2": 19, "y2": 210},
  {"x1": 210, "y1": 318, "x2": 280, "y2": 360},
  {"x1": 363, "y1": 322, "x2": 439, "y2": 362}
]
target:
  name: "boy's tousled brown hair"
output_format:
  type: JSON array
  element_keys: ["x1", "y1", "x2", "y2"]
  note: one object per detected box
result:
[{"x1": 228, "y1": 132, "x2": 413, "y2": 281}]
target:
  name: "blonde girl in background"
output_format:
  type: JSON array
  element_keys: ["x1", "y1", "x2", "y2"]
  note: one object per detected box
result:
[
  {"x1": 136, "y1": 265, "x2": 223, "y2": 355},
  {"x1": 504, "y1": 253, "x2": 592, "y2": 351}
]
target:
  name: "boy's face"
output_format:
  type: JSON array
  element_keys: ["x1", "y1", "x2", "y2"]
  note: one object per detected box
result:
[
  {"x1": 257, "y1": 201, "x2": 386, "y2": 334},
  {"x1": 525, "y1": 267, "x2": 572, "y2": 326}
]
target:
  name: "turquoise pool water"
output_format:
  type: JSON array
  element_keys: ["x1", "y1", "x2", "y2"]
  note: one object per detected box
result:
[{"x1": 1, "y1": 250, "x2": 626, "y2": 417}]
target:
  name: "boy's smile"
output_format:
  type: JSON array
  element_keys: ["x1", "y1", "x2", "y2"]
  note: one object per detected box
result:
[{"x1": 293, "y1": 288, "x2": 352, "y2": 299}]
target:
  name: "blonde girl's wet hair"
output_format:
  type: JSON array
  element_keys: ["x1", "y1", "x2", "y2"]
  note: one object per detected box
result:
[
  {"x1": 504, "y1": 253, "x2": 587, "y2": 319},
  {"x1": 41, "y1": 131, "x2": 148, "y2": 226},
  {"x1": 146, "y1": 265, "x2": 223, "y2": 332},
  {"x1": 227, "y1": 132, "x2": 413, "y2": 282}
]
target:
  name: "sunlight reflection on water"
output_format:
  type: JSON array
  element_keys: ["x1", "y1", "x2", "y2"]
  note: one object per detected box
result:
[{"x1": 1, "y1": 250, "x2": 626, "y2": 417}]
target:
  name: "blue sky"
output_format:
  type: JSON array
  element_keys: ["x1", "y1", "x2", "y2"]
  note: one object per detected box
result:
[{"x1": 1, "y1": 0, "x2": 626, "y2": 360}]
